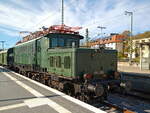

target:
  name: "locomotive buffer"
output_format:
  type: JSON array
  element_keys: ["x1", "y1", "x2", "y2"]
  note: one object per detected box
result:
[{"x1": 0, "y1": 67, "x2": 106, "y2": 113}]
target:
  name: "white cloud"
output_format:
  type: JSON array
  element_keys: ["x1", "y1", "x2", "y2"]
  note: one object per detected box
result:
[
  {"x1": 0, "y1": 0, "x2": 150, "y2": 41},
  {"x1": 0, "y1": 28, "x2": 18, "y2": 37}
]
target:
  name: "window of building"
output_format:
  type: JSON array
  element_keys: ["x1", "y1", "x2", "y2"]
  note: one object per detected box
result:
[{"x1": 64, "y1": 56, "x2": 71, "y2": 69}]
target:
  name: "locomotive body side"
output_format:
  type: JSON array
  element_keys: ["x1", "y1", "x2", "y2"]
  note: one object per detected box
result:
[
  {"x1": 47, "y1": 48, "x2": 117, "y2": 80},
  {"x1": 47, "y1": 48, "x2": 76, "y2": 78},
  {"x1": 75, "y1": 48, "x2": 117, "y2": 77},
  {"x1": 0, "y1": 50, "x2": 7, "y2": 66},
  {"x1": 7, "y1": 48, "x2": 14, "y2": 68},
  {"x1": 13, "y1": 38, "x2": 37, "y2": 72},
  {"x1": 13, "y1": 36, "x2": 49, "y2": 72}
]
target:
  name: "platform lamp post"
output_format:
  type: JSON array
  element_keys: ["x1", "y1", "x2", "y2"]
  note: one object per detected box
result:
[
  {"x1": 125, "y1": 11, "x2": 133, "y2": 65},
  {"x1": 97, "y1": 26, "x2": 106, "y2": 48}
]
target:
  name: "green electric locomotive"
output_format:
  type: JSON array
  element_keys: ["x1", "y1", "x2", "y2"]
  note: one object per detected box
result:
[{"x1": 3, "y1": 25, "x2": 119, "y2": 103}]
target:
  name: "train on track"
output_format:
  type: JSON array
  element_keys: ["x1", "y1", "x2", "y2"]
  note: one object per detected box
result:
[
  {"x1": 121, "y1": 72, "x2": 150, "y2": 98},
  {"x1": 0, "y1": 25, "x2": 121, "y2": 103}
]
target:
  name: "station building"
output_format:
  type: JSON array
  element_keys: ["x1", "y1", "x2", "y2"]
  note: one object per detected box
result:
[
  {"x1": 132, "y1": 37, "x2": 150, "y2": 70},
  {"x1": 89, "y1": 34, "x2": 126, "y2": 52}
]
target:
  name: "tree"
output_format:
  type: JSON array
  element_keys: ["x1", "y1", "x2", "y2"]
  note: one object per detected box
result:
[
  {"x1": 121, "y1": 30, "x2": 130, "y2": 38},
  {"x1": 120, "y1": 30, "x2": 131, "y2": 58},
  {"x1": 133, "y1": 31, "x2": 150, "y2": 39}
]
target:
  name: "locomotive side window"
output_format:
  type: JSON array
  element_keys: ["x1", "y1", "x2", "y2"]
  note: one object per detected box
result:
[
  {"x1": 66, "y1": 39, "x2": 78, "y2": 47},
  {"x1": 58, "y1": 38, "x2": 65, "y2": 47},
  {"x1": 49, "y1": 34, "x2": 80, "y2": 48},
  {"x1": 64, "y1": 56, "x2": 71, "y2": 69},
  {"x1": 56, "y1": 56, "x2": 61, "y2": 68},
  {"x1": 50, "y1": 56, "x2": 54, "y2": 67},
  {"x1": 51, "y1": 38, "x2": 58, "y2": 47}
]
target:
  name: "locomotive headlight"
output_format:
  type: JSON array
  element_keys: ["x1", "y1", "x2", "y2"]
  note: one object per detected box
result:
[
  {"x1": 107, "y1": 85, "x2": 110, "y2": 90},
  {"x1": 87, "y1": 84, "x2": 104, "y2": 96},
  {"x1": 120, "y1": 81, "x2": 132, "y2": 92},
  {"x1": 120, "y1": 82, "x2": 126, "y2": 87}
]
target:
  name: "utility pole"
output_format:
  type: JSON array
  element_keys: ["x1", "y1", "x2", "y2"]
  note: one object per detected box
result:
[
  {"x1": 97, "y1": 26, "x2": 106, "y2": 38},
  {"x1": 125, "y1": 11, "x2": 133, "y2": 65},
  {"x1": 0, "y1": 41, "x2": 5, "y2": 50},
  {"x1": 61, "y1": 0, "x2": 64, "y2": 25},
  {"x1": 85, "y1": 28, "x2": 89, "y2": 47},
  {"x1": 97, "y1": 26, "x2": 106, "y2": 47}
]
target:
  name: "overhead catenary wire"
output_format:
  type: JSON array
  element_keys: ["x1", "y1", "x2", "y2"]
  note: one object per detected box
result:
[
  {"x1": 84, "y1": 3, "x2": 149, "y2": 28},
  {"x1": 80, "y1": 3, "x2": 150, "y2": 30},
  {"x1": 1, "y1": 0, "x2": 149, "y2": 49},
  {"x1": 22, "y1": 1, "x2": 150, "y2": 37},
  {"x1": 31, "y1": 0, "x2": 149, "y2": 32}
]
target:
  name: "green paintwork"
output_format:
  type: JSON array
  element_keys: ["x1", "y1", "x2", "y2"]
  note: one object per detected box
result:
[
  {"x1": 0, "y1": 50, "x2": 7, "y2": 65},
  {"x1": 47, "y1": 48, "x2": 75, "y2": 77},
  {"x1": 14, "y1": 38, "x2": 37, "y2": 65},
  {"x1": 36, "y1": 37, "x2": 49, "y2": 68},
  {"x1": 12, "y1": 33, "x2": 117, "y2": 79},
  {"x1": 75, "y1": 48, "x2": 117, "y2": 75},
  {"x1": 47, "y1": 48, "x2": 117, "y2": 78},
  {"x1": 13, "y1": 36, "x2": 49, "y2": 71}
]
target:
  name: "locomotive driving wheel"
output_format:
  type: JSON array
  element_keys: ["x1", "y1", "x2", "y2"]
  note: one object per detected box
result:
[{"x1": 75, "y1": 93, "x2": 89, "y2": 103}]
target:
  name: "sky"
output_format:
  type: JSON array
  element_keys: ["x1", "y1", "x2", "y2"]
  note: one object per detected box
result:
[{"x1": 0, "y1": 0, "x2": 150, "y2": 48}]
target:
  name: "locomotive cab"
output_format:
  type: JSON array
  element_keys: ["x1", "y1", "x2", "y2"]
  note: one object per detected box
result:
[{"x1": 47, "y1": 33, "x2": 83, "y2": 48}]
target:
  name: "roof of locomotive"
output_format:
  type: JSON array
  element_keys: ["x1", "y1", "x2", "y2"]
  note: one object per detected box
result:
[
  {"x1": 14, "y1": 33, "x2": 84, "y2": 47},
  {"x1": 14, "y1": 36, "x2": 42, "y2": 47},
  {"x1": 46, "y1": 33, "x2": 84, "y2": 39}
]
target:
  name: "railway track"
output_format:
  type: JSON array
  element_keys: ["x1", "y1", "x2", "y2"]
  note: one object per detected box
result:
[
  {"x1": 92, "y1": 100, "x2": 135, "y2": 113},
  {"x1": 125, "y1": 90, "x2": 150, "y2": 100},
  {"x1": 103, "y1": 101, "x2": 135, "y2": 113},
  {"x1": 104, "y1": 93, "x2": 150, "y2": 113}
]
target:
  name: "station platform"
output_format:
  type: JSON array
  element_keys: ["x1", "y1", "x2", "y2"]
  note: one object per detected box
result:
[
  {"x1": 118, "y1": 62, "x2": 150, "y2": 74},
  {"x1": 0, "y1": 67, "x2": 105, "y2": 113}
]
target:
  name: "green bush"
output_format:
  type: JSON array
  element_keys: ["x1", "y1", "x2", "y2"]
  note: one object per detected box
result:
[
  {"x1": 118, "y1": 52, "x2": 126, "y2": 59},
  {"x1": 132, "y1": 57, "x2": 140, "y2": 63}
]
